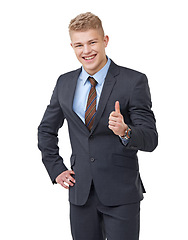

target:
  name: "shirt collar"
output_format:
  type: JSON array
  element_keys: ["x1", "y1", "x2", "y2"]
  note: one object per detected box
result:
[{"x1": 80, "y1": 56, "x2": 111, "y2": 86}]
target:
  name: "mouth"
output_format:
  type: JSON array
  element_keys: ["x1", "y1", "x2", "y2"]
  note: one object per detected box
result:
[{"x1": 82, "y1": 54, "x2": 96, "y2": 61}]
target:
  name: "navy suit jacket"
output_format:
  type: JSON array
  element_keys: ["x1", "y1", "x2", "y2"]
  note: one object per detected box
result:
[{"x1": 38, "y1": 60, "x2": 158, "y2": 206}]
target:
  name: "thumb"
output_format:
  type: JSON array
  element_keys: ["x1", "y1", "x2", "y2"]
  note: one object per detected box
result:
[{"x1": 115, "y1": 101, "x2": 120, "y2": 113}]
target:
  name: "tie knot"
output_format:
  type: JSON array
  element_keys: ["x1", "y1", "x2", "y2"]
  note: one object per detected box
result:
[{"x1": 89, "y1": 77, "x2": 97, "y2": 87}]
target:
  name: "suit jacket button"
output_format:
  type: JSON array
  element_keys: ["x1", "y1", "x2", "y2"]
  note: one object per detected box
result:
[{"x1": 91, "y1": 158, "x2": 95, "y2": 162}]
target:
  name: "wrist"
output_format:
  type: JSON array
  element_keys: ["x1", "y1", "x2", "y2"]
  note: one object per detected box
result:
[
  {"x1": 119, "y1": 125, "x2": 131, "y2": 139},
  {"x1": 120, "y1": 124, "x2": 128, "y2": 137}
]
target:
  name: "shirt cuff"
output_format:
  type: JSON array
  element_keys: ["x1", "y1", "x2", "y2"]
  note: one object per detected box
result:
[{"x1": 119, "y1": 136, "x2": 130, "y2": 146}]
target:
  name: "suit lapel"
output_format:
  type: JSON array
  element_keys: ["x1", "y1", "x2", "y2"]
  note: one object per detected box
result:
[
  {"x1": 91, "y1": 61, "x2": 120, "y2": 133},
  {"x1": 66, "y1": 68, "x2": 90, "y2": 135}
]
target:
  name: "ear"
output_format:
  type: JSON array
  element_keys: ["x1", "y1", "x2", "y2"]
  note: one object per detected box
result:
[{"x1": 104, "y1": 35, "x2": 109, "y2": 47}]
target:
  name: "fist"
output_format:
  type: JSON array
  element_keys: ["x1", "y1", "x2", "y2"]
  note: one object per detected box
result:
[
  {"x1": 56, "y1": 170, "x2": 75, "y2": 189},
  {"x1": 108, "y1": 101, "x2": 128, "y2": 136}
]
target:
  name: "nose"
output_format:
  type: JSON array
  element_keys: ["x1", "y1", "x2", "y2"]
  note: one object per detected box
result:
[{"x1": 83, "y1": 44, "x2": 92, "y2": 54}]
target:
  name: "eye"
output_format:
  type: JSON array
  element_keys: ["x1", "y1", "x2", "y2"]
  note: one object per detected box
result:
[
  {"x1": 75, "y1": 44, "x2": 83, "y2": 48},
  {"x1": 90, "y1": 41, "x2": 96, "y2": 45}
]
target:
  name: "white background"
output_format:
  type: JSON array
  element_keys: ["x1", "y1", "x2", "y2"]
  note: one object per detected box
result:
[{"x1": 1, "y1": 0, "x2": 188, "y2": 239}]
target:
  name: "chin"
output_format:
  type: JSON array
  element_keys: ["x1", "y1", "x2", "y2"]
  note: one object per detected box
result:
[{"x1": 84, "y1": 64, "x2": 99, "y2": 75}]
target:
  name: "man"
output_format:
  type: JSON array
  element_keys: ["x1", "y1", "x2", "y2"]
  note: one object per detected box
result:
[{"x1": 38, "y1": 12, "x2": 158, "y2": 240}]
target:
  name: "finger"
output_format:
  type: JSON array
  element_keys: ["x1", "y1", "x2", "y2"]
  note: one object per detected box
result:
[
  {"x1": 60, "y1": 171, "x2": 75, "y2": 180},
  {"x1": 108, "y1": 125, "x2": 118, "y2": 131},
  {"x1": 65, "y1": 174, "x2": 75, "y2": 184},
  {"x1": 66, "y1": 176, "x2": 75, "y2": 185},
  {"x1": 67, "y1": 171, "x2": 76, "y2": 183},
  {"x1": 65, "y1": 178, "x2": 74, "y2": 186},
  {"x1": 60, "y1": 182, "x2": 69, "y2": 189},
  {"x1": 108, "y1": 121, "x2": 116, "y2": 127},
  {"x1": 110, "y1": 111, "x2": 120, "y2": 118},
  {"x1": 108, "y1": 124, "x2": 114, "y2": 130},
  {"x1": 109, "y1": 122, "x2": 121, "y2": 130},
  {"x1": 68, "y1": 170, "x2": 75, "y2": 175},
  {"x1": 67, "y1": 175, "x2": 76, "y2": 183},
  {"x1": 115, "y1": 101, "x2": 120, "y2": 114},
  {"x1": 109, "y1": 116, "x2": 121, "y2": 122}
]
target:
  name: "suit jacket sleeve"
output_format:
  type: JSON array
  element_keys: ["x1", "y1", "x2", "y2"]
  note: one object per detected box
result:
[
  {"x1": 126, "y1": 74, "x2": 158, "y2": 152},
  {"x1": 38, "y1": 78, "x2": 68, "y2": 183}
]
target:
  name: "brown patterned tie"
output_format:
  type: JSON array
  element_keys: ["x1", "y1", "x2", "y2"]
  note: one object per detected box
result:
[{"x1": 85, "y1": 77, "x2": 98, "y2": 131}]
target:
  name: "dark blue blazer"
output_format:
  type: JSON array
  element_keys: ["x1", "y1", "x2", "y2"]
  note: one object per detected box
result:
[{"x1": 38, "y1": 60, "x2": 158, "y2": 206}]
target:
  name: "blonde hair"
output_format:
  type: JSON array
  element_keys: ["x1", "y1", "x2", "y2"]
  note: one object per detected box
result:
[{"x1": 69, "y1": 12, "x2": 104, "y2": 36}]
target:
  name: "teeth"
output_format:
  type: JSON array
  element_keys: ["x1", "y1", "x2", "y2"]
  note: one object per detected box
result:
[{"x1": 84, "y1": 56, "x2": 95, "y2": 60}]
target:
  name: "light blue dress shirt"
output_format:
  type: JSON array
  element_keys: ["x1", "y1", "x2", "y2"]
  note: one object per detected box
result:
[
  {"x1": 73, "y1": 56, "x2": 129, "y2": 146},
  {"x1": 73, "y1": 57, "x2": 111, "y2": 123}
]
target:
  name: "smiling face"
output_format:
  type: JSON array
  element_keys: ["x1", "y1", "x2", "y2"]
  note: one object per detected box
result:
[{"x1": 70, "y1": 29, "x2": 109, "y2": 75}]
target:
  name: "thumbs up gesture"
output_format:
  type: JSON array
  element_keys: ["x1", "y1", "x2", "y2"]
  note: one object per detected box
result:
[{"x1": 108, "y1": 101, "x2": 128, "y2": 137}]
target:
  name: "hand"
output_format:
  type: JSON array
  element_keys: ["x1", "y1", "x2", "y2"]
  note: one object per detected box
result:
[
  {"x1": 56, "y1": 170, "x2": 75, "y2": 189},
  {"x1": 108, "y1": 101, "x2": 128, "y2": 136}
]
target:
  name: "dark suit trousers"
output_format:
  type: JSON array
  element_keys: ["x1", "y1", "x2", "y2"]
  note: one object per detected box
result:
[{"x1": 70, "y1": 183, "x2": 140, "y2": 240}]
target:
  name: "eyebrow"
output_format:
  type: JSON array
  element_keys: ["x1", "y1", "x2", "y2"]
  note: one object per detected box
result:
[
  {"x1": 88, "y1": 38, "x2": 98, "y2": 42},
  {"x1": 73, "y1": 38, "x2": 98, "y2": 46}
]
